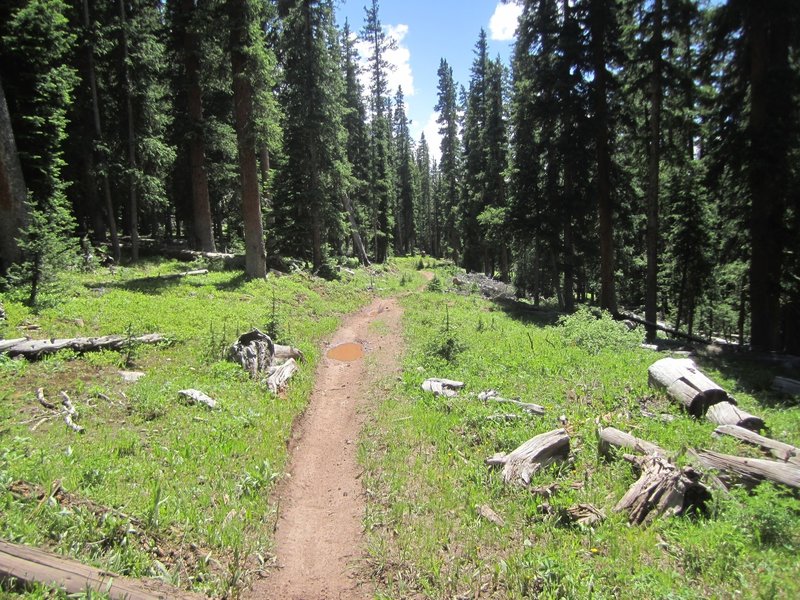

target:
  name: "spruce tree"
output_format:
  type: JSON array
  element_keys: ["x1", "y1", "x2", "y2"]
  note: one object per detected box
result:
[{"x1": 435, "y1": 58, "x2": 460, "y2": 261}]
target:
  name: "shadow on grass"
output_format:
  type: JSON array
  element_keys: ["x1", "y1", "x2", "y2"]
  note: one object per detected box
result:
[
  {"x1": 83, "y1": 270, "x2": 245, "y2": 296},
  {"x1": 489, "y1": 296, "x2": 562, "y2": 327}
]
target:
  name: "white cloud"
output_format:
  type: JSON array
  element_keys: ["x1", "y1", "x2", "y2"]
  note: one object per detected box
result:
[
  {"x1": 355, "y1": 23, "x2": 414, "y2": 105},
  {"x1": 489, "y1": 2, "x2": 523, "y2": 41}
]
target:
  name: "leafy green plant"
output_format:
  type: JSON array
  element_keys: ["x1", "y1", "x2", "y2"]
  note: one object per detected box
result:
[{"x1": 557, "y1": 306, "x2": 640, "y2": 354}]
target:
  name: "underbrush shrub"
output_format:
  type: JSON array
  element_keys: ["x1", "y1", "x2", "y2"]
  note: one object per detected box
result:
[{"x1": 557, "y1": 306, "x2": 641, "y2": 354}]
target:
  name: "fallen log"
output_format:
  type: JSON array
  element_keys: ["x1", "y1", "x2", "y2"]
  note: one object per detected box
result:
[
  {"x1": 648, "y1": 357, "x2": 730, "y2": 416},
  {"x1": 690, "y1": 449, "x2": 800, "y2": 490},
  {"x1": 227, "y1": 329, "x2": 274, "y2": 378},
  {"x1": 478, "y1": 390, "x2": 545, "y2": 415},
  {"x1": 421, "y1": 378, "x2": 465, "y2": 398},
  {"x1": 706, "y1": 401, "x2": 765, "y2": 432},
  {"x1": 177, "y1": 389, "x2": 218, "y2": 410},
  {"x1": 2, "y1": 334, "x2": 166, "y2": 360},
  {"x1": 153, "y1": 269, "x2": 208, "y2": 280},
  {"x1": 487, "y1": 428, "x2": 570, "y2": 486},
  {"x1": 597, "y1": 427, "x2": 667, "y2": 458},
  {"x1": 714, "y1": 425, "x2": 800, "y2": 465},
  {"x1": 772, "y1": 376, "x2": 800, "y2": 396},
  {"x1": 615, "y1": 454, "x2": 710, "y2": 525},
  {"x1": 618, "y1": 311, "x2": 710, "y2": 345},
  {"x1": 0, "y1": 539, "x2": 204, "y2": 600},
  {"x1": 268, "y1": 358, "x2": 298, "y2": 393},
  {"x1": 0, "y1": 338, "x2": 26, "y2": 352}
]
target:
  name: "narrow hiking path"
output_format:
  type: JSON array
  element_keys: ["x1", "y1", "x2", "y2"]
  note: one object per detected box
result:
[{"x1": 248, "y1": 295, "x2": 405, "y2": 600}]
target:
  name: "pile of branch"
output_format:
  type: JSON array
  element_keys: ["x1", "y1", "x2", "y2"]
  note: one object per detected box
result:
[
  {"x1": 452, "y1": 272, "x2": 515, "y2": 300},
  {"x1": 227, "y1": 329, "x2": 303, "y2": 393},
  {"x1": 1, "y1": 333, "x2": 166, "y2": 360},
  {"x1": 486, "y1": 428, "x2": 570, "y2": 486}
]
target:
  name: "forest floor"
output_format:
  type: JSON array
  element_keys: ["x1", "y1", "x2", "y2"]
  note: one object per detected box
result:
[{"x1": 248, "y1": 296, "x2": 403, "y2": 600}]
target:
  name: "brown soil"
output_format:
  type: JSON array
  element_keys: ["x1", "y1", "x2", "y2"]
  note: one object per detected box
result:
[{"x1": 248, "y1": 297, "x2": 404, "y2": 600}]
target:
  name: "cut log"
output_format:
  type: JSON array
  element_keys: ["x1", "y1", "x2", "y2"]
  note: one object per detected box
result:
[
  {"x1": 714, "y1": 425, "x2": 800, "y2": 465},
  {"x1": 772, "y1": 376, "x2": 800, "y2": 396},
  {"x1": 177, "y1": 389, "x2": 218, "y2": 409},
  {"x1": 421, "y1": 378, "x2": 465, "y2": 398},
  {"x1": 614, "y1": 455, "x2": 711, "y2": 525},
  {"x1": 597, "y1": 427, "x2": 667, "y2": 458},
  {"x1": 267, "y1": 358, "x2": 298, "y2": 393},
  {"x1": 1, "y1": 334, "x2": 166, "y2": 360},
  {"x1": 706, "y1": 401, "x2": 765, "y2": 431},
  {"x1": 478, "y1": 390, "x2": 545, "y2": 415},
  {"x1": 227, "y1": 329, "x2": 274, "y2": 378},
  {"x1": 0, "y1": 540, "x2": 204, "y2": 599},
  {"x1": 648, "y1": 357, "x2": 730, "y2": 416},
  {"x1": 690, "y1": 449, "x2": 800, "y2": 490},
  {"x1": 487, "y1": 428, "x2": 570, "y2": 486}
]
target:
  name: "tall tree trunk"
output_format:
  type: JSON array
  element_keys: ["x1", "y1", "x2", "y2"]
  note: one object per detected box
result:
[
  {"x1": 180, "y1": 0, "x2": 216, "y2": 252},
  {"x1": 645, "y1": 0, "x2": 663, "y2": 342},
  {"x1": 0, "y1": 76, "x2": 28, "y2": 275},
  {"x1": 747, "y1": 5, "x2": 790, "y2": 351},
  {"x1": 229, "y1": 0, "x2": 266, "y2": 278},
  {"x1": 83, "y1": 0, "x2": 119, "y2": 262},
  {"x1": 589, "y1": 0, "x2": 617, "y2": 314},
  {"x1": 119, "y1": 0, "x2": 139, "y2": 262}
]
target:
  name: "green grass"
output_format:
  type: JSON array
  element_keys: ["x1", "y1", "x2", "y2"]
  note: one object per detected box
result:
[
  {"x1": 0, "y1": 257, "x2": 420, "y2": 597},
  {"x1": 360, "y1": 274, "x2": 800, "y2": 599}
]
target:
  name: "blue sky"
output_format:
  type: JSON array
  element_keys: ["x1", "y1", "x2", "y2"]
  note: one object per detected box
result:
[{"x1": 334, "y1": 0, "x2": 523, "y2": 160}]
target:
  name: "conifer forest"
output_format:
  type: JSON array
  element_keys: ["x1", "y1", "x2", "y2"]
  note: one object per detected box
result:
[{"x1": 0, "y1": 0, "x2": 798, "y2": 351}]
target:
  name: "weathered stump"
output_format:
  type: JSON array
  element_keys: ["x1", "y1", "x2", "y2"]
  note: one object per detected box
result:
[
  {"x1": 648, "y1": 357, "x2": 730, "y2": 416},
  {"x1": 714, "y1": 425, "x2": 800, "y2": 465},
  {"x1": 227, "y1": 329, "x2": 274, "y2": 378},
  {"x1": 487, "y1": 428, "x2": 570, "y2": 486},
  {"x1": 614, "y1": 455, "x2": 710, "y2": 525},
  {"x1": 706, "y1": 401, "x2": 765, "y2": 432}
]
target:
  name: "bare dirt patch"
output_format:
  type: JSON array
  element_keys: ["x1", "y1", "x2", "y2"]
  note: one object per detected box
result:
[{"x1": 248, "y1": 297, "x2": 404, "y2": 600}]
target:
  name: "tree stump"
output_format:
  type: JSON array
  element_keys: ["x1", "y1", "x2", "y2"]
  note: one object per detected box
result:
[
  {"x1": 486, "y1": 428, "x2": 570, "y2": 485},
  {"x1": 706, "y1": 401, "x2": 765, "y2": 431},
  {"x1": 648, "y1": 357, "x2": 730, "y2": 416},
  {"x1": 614, "y1": 454, "x2": 710, "y2": 525},
  {"x1": 227, "y1": 329, "x2": 274, "y2": 378}
]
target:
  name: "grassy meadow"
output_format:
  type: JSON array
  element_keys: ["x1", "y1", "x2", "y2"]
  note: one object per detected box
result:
[{"x1": 360, "y1": 268, "x2": 800, "y2": 599}]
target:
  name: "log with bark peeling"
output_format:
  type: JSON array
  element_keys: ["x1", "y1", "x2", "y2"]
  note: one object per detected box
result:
[
  {"x1": 178, "y1": 389, "x2": 218, "y2": 409},
  {"x1": 487, "y1": 428, "x2": 570, "y2": 486},
  {"x1": 706, "y1": 401, "x2": 765, "y2": 431},
  {"x1": 614, "y1": 454, "x2": 710, "y2": 525},
  {"x1": 597, "y1": 426, "x2": 667, "y2": 458},
  {"x1": 478, "y1": 390, "x2": 545, "y2": 415},
  {"x1": 268, "y1": 358, "x2": 298, "y2": 393},
  {"x1": 714, "y1": 425, "x2": 800, "y2": 465},
  {"x1": 648, "y1": 357, "x2": 730, "y2": 416},
  {"x1": 1, "y1": 334, "x2": 166, "y2": 360},
  {"x1": 690, "y1": 449, "x2": 800, "y2": 490}
]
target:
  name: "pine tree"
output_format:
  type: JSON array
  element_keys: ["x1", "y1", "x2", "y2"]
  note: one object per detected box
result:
[
  {"x1": 393, "y1": 87, "x2": 415, "y2": 255},
  {"x1": 435, "y1": 58, "x2": 460, "y2": 261}
]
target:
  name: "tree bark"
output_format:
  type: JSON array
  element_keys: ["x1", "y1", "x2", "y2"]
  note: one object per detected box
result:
[
  {"x1": 119, "y1": 0, "x2": 139, "y2": 262},
  {"x1": 343, "y1": 192, "x2": 370, "y2": 266},
  {"x1": 0, "y1": 76, "x2": 28, "y2": 275},
  {"x1": 645, "y1": 0, "x2": 663, "y2": 343},
  {"x1": 179, "y1": 0, "x2": 216, "y2": 252},
  {"x1": 229, "y1": 0, "x2": 267, "y2": 279},
  {"x1": 589, "y1": 0, "x2": 617, "y2": 314}
]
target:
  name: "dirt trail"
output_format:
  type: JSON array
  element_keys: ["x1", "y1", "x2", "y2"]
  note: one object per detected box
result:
[{"x1": 248, "y1": 296, "x2": 404, "y2": 600}]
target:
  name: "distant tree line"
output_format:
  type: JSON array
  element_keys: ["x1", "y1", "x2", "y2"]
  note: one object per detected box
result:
[{"x1": 0, "y1": 0, "x2": 797, "y2": 352}]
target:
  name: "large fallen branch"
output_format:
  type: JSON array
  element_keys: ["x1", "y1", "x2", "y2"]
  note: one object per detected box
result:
[
  {"x1": 714, "y1": 425, "x2": 800, "y2": 465},
  {"x1": 478, "y1": 390, "x2": 545, "y2": 415},
  {"x1": 706, "y1": 401, "x2": 765, "y2": 432},
  {"x1": 614, "y1": 454, "x2": 710, "y2": 525},
  {"x1": 0, "y1": 540, "x2": 204, "y2": 600},
  {"x1": 648, "y1": 357, "x2": 730, "y2": 416},
  {"x1": 772, "y1": 376, "x2": 800, "y2": 396},
  {"x1": 487, "y1": 428, "x2": 570, "y2": 485},
  {"x1": 617, "y1": 311, "x2": 710, "y2": 345},
  {"x1": 177, "y1": 389, "x2": 218, "y2": 410},
  {"x1": 690, "y1": 449, "x2": 800, "y2": 490},
  {"x1": 597, "y1": 426, "x2": 667, "y2": 458},
  {"x1": 2, "y1": 334, "x2": 166, "y2": 360}
]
